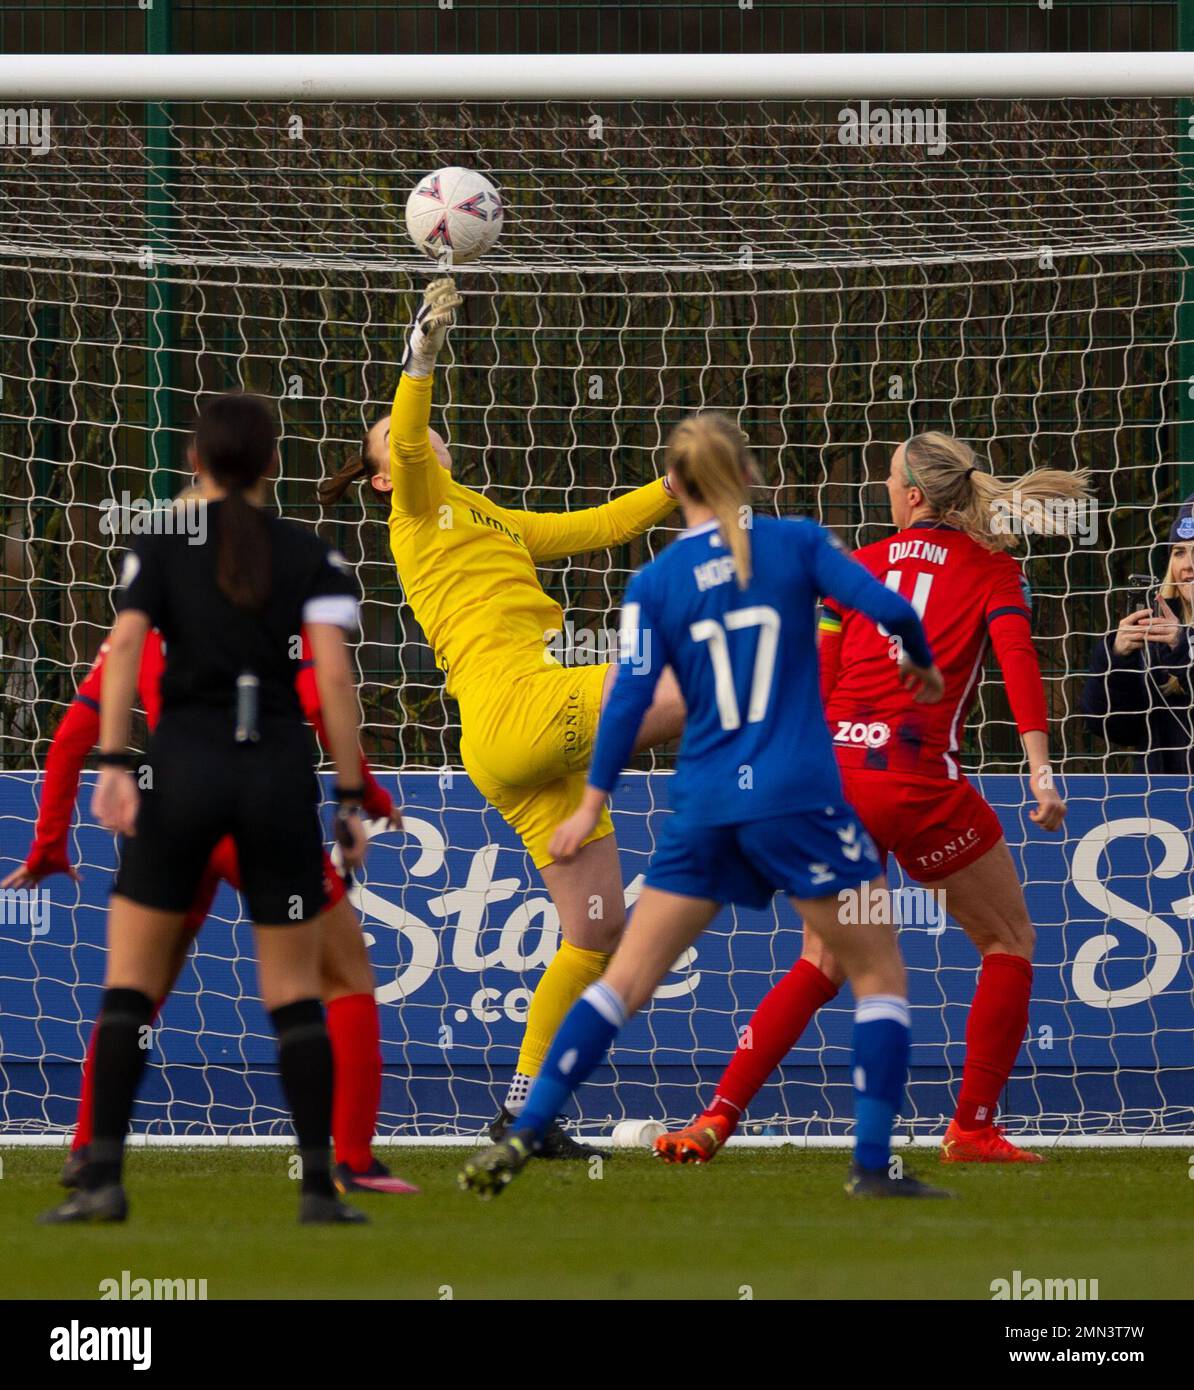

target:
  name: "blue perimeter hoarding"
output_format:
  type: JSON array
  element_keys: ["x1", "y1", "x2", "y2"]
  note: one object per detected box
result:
[{"x1": 1, "y1": 772, "x2": 1192, "y2": 1136}]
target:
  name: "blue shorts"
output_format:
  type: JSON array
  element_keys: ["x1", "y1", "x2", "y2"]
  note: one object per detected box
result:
[{"x1": 644, "y1": 806, "x2": 880, "y2": 909}]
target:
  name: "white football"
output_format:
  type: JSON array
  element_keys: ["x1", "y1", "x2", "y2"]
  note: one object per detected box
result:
[{"x1": 405, "y1": 166, "x2": 504, "y2": 265}]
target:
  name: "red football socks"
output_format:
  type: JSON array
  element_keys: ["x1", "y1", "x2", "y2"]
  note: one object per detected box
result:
[
  {"x1": 708, "y1": 958, "x2": 839, "y2": 1127},
  {"x1": 327, "y1": 992, "x2": 382, "y2": 1172},
  {"x1": 954, "y1": 952, "x2": 1032, "y2": 1131}
]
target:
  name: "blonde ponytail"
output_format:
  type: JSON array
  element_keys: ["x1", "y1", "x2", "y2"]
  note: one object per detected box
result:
[
  {"x1": 903, "y1": 431, "x2": 1091, "y2": 553},
  {"x1": 665, "y1": 412, "x2": 756, "y2": 587}
]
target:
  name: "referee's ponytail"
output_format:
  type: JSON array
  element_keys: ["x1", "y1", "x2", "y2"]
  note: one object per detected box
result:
[
  {"x1": 666, "y1": 413, "x2": 757, "y2": 589},
  {"x1": 194, "y1": 394, "x2": 277, "y2": 609}
]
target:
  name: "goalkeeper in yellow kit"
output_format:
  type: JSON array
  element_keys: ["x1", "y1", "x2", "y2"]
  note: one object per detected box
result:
[{"x1": 320, "y1": 279, "x2": 684, "y2": 1154}]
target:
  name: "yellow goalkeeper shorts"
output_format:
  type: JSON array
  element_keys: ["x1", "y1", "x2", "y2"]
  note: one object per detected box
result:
[{"x1": 459, "y1": 662, "x2": 615, "y2": 869}]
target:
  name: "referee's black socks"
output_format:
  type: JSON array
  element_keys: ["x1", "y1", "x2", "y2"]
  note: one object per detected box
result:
[
  {"x1": 270, "y1": 998, "x2": 336, "y2": 1199},
  {"x1": 86, "y1": 986, "x2": 156, "y2": 1190}
]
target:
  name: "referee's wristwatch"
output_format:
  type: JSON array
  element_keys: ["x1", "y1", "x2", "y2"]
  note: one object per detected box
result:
[
  {"x1": 333, "y1": 785, "x2": 365, "y2": 852},
  {"x1": 97, "y1": 751, "x2": 135, "y2": 769}
]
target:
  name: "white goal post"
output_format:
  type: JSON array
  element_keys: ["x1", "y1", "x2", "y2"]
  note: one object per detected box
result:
[
  {"x1": 2, "y1": 52, "x2": 1193, "y2": 1148},
  {"x1": 1, "y1": 51, "x2": 1194, "y2": 100}
]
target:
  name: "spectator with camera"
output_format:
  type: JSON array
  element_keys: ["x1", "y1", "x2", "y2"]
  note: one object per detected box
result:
[{"x1": 1080, "y1": 497, "x2": 1194, "y2": 773}]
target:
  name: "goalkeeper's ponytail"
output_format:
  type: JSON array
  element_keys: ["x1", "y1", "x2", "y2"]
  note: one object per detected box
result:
[
  {"x1": 319, "y1": 428, "x2": 395, "y2": 513},
  {"x1": 318, "y1": 435, "x2": 371, "y2": 507},
  {"x1": 666, "y1": 413, "x2": 756, "y2": 589}
]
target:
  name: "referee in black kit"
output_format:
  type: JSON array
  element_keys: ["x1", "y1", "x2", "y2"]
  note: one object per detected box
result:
[{"x1": 41, "y1": 393, "x2": 370, "y2": 1227}]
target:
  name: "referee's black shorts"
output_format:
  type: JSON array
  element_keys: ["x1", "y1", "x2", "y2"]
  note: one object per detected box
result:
[{"x1": 113, "y1": 708, "x2": 327, "y2": 925}]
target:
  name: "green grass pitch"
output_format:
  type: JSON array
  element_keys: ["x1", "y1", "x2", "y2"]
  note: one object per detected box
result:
[{"x1": 2, "y1": 1147, "x2": 1190, "y2": 1301}]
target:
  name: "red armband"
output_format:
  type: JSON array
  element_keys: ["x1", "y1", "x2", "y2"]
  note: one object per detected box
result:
[{"x1": 817, "y1": 607, "x2": 844, "y2": 706}]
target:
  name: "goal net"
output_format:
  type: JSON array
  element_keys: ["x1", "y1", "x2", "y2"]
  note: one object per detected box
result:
[{"x1": 2, "y1": 57, "x2": 1192, "y2": 1142}]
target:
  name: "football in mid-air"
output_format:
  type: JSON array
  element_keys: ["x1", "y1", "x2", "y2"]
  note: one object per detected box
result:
[{"x1": 405, "y1": 166, "x2": 504, "y2": 264}]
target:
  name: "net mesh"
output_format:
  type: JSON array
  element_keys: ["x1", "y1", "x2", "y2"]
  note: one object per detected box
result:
[
  {"x1": 2, "y1": 99, "x2": 1192, "y2": 270},
  {"x1": 1, "y1": 96, "x2": 1192, "y2": 1138}
]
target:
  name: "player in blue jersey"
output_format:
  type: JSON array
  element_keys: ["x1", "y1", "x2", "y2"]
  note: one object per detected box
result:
[{"x1": 458, "y1": 412, "x2": 951, "y2": 1199}]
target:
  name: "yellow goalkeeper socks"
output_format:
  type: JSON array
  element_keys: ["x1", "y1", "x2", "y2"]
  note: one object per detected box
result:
[{"x1": 507, "y1": 941, "x2": 611, "y2": 1109}]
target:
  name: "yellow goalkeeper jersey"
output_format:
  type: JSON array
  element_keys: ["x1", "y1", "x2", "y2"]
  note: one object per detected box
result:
[{"x1": 387, "y1": 372, "x2": 675, "y2": 703}]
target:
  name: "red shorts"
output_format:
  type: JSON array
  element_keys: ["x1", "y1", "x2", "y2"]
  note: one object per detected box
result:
[
  {"x1": 838, "y1": 767, "x2": 1004, "y2": 883},
  {"x1": 181, "y1": 837, "x2": 347, "y2": 934}
]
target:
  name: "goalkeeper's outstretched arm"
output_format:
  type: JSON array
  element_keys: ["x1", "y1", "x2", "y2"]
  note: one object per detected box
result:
[
  {"x1": 507, "y1": 478, "x2": 677, "y2": 562},
  {"x1": 389, "y1": 277, "x2": 461, "y2": 517}
]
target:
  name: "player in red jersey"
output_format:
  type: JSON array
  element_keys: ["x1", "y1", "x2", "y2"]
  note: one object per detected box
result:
[
  {"x1": 658, "y1": 431, "x2": 1088, "y2": 1164},
  {"x1": 3, "y1": 627, "x2": 415, "y2": 1196}
]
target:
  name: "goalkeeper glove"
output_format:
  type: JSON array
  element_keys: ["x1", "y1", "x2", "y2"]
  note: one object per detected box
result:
[{"x1": 402, "y1": 276, "x2": 462, "y2": 379}]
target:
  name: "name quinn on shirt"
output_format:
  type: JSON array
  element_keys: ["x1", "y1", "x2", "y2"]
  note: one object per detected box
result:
[{"x1": 888, "y1": 538, "x2": 949, "y2": 566}]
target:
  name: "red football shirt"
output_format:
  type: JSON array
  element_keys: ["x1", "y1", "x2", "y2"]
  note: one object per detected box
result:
[
  {"x1": 819, "y1": 521, "x2": 1048, "y2": 780},
  {"x1": 22, "y1": 629, "x2": 392, "y2": 880},
  {"x1": 75, "y1": 629, "x2": 167, "y2": 726}
]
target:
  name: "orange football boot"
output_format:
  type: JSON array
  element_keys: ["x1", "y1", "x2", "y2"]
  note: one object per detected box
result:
[
  {"x1": 941, "y1": 1120, "x2": 1045, "y2": 1163},
  {"x1": 654, "y1": 1113, "x2": 733, "y2": 1164}
]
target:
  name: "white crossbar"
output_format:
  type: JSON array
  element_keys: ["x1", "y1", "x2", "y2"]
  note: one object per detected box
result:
[{"x1": 0, "y1": 52, "x2": 1192, "y2": 101}]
